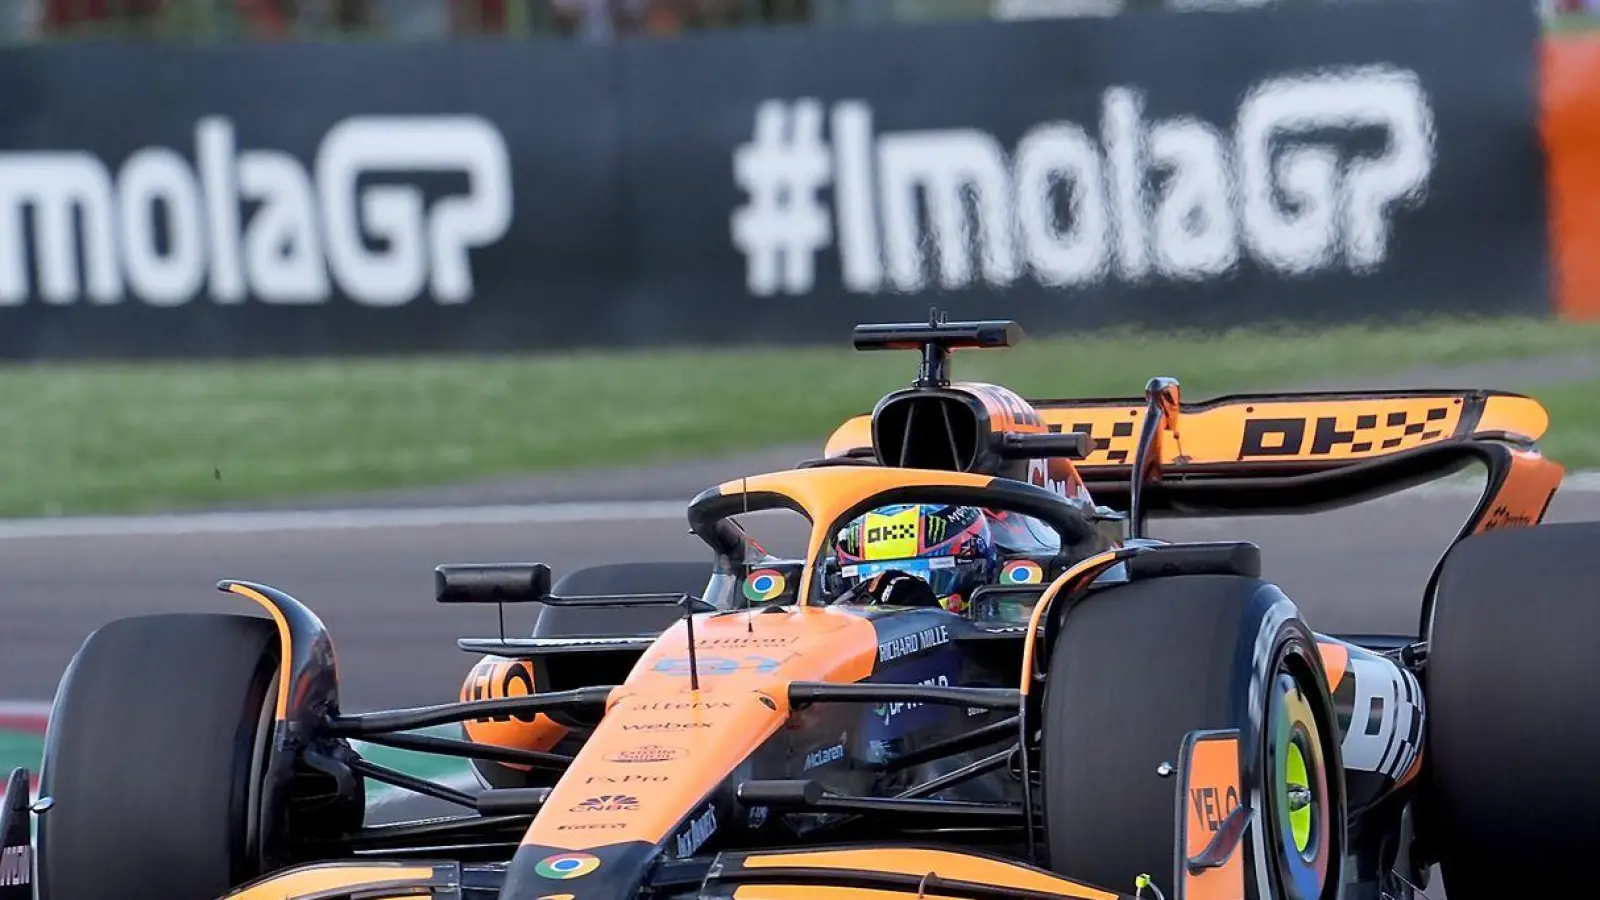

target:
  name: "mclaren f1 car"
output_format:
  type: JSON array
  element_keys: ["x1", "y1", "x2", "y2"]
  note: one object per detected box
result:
[{"x1": 5, "y1": 316, "x2": 1597, "y2": 900}]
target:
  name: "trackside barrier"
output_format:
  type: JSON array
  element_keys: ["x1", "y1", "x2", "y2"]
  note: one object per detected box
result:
[
  {"x1": 0, "y1": 0, "x2": 1558, "y2": 359},
  {"x1": 1543, "y1": 31, "x2": 1600, "y2": 321}
]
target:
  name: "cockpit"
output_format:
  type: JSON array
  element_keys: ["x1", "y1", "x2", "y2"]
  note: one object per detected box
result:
[{"x1": 686, "y1": 467, "x2": 1122, "y2": 627}]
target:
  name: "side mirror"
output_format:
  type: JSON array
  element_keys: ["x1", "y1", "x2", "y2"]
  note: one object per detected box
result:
[
  {"x1": 997, "y1": 431, "x2": 1091, "y2": 460},
  {"x1": 434, "y1": 563, "x2": 552, "y2": 604}
]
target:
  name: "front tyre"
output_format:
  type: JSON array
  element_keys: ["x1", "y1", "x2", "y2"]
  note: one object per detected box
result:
[
  {"x1": 36, "y1": 614, "x2": 280, "y2": 900},
  {"x1": 1039, "y1": 574, "x2": 1344, "y2": 900}
]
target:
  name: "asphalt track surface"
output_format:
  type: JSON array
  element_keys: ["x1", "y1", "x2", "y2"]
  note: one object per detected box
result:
[{"x1": 7, "y1": 478, "x2": 1600, "y2": 710}]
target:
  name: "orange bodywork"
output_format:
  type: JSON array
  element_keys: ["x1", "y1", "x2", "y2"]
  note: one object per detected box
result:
[
  {"x1": 962, "y1": 382, "x2": 1053, "y2": 435},
  {"x1": 519, "y1": 607, "x2": 878, "y2": 852},
  {"x1": 222, "y1": 582, "x2": 294, "y2": 721},
  {"x1": 221, "y1": 862, "x2": 450, "y2": 899},
  {"x1": 1314, "y1": 639, "x2": 1350, "y2": 691},
  {"x1": 1470, "y1": 446, "x2": 1564, "y2": 535},
  {"x1": 460, "y1": 656, "x2": 571, "y2": 767},
  {"x1": 733, "y1": 848, "x2": 1118, "y2": 900}
]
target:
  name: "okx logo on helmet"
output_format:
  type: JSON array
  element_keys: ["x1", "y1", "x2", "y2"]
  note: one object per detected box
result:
[{"x1": 834, "y1": 504, "x2": 1000, "y2": 613}]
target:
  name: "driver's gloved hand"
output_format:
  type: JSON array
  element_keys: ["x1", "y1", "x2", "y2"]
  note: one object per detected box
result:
[{"x1": 863, "y1": 569, "x2": 940, "y2": 608}]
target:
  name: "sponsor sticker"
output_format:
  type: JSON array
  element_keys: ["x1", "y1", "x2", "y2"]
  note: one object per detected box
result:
[
  {"x1": 1000, "y1": 560, "x2": 1044, "y2": 585},
  {"x1": 461, "y1": 659, "x2": 538, "y2": 724},
  {"x1": 584, "y1": 774, "x2": 668, "y2": 784},
  {"x1": 604, "y1": 744, "x2": 687, "y2": 763},
  {"x1": 675, "y1": 807, "x2": 718, "y2": 859},
  {"x1": 696, "y1": 635, "x2": 797, "y2": 649},
  {"x1": 873, "y1": 674, "x2": 949, "y2": 724},
  {"x1": 535, "y1": 852, "x2": 601, "y2": 880},
  {"x1": 1238, "y1": 406, "x2": 1456, "y2": 460},
  {"x1": 651, "y1": 655, "x2": 787, "y2": 677},
  {"x1": 877, "y1": 624, "x2": 950, "y2": 663},
  {"x1": 803, "y1": 743, "x2": 846, "y2": 770},
  {"x1": 572, "y1": 794, "x2": 639, "y2": 813},
  {"x1": 742, "y1": 568, "x2": 788, "y2": 602},
  {"x1": 625, "y1": 700, "x2": 732, "y2": 711}
]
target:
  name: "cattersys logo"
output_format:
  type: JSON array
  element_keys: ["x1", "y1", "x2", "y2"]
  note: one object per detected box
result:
[{"x1": 605, "y1": 744, "x2": 688, "y2": 763}]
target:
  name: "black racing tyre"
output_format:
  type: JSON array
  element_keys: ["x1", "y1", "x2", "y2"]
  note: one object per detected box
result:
[
  {"x1": 533, "y1": 561, "x2": 711, "y2": 638},
  {"x1": 1423, "y1": 521, "x2": 1600, "y2": 898},
  {"x1": 37, "y1": 613, "x2": 279, "y2": 900},
  {"x1": 1040, "y1": 574, "x2": 1344, "y2": 900}
]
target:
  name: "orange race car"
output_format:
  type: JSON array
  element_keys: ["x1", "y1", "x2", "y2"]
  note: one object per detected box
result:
[{"x1": 4, "y1": 315, "x2": 1595, "y2": 900}]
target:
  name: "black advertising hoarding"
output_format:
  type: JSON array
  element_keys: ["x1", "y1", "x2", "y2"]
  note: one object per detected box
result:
[
  {"x1": 0, "y1": 0, "x2": 1547, "y2": 359},
  {"x1": 0, "y1": 41, "x2": 629, "y2": 359}
]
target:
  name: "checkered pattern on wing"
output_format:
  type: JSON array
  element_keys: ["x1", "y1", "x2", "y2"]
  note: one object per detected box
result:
[{"x1": 1064, "y1": 419, "x2": 1137, "y2": 464}]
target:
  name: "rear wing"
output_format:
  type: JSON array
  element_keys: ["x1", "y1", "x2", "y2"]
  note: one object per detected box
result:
[
  {"x1": 826, "y1": 387, "x2": 1548, "y2": 475},
  {"x1": 823, "y1": 385, "x2": 1562, "y2": 531},
  {"x1": 826, "y1": 314, "x2": 1563, "y2": 560}
]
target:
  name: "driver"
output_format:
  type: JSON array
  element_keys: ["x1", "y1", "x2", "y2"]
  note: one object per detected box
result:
[{"x1": 832, "y1": 503, "x2": 1001, "y2": 614}]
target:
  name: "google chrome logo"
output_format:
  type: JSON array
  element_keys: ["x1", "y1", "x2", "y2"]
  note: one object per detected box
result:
[
  {"x1": 743, "y1": 568, "x2": 787, "y2": 602},
  {"x1": 1001, "y1": 560, "x2": 1044, "y2": 585},
  {"x1": 535, "y1": 852, "x2": 601, "y2": 880}
]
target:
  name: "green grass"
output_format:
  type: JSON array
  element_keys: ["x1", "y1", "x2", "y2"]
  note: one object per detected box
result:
[
  {"x1": 5, "y1": 315, "x2": 1600, "y2": 518},
  {"x1": 1521, "y1": 377, "x2": 1600, "y2": 472},
  {"x1": 1547, "y1": 12, "x2": 1600, "y2": 34}
]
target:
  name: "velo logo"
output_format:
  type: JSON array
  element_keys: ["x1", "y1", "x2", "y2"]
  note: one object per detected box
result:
[{"x1": 730, "y1": 65, "x2": 1435, "y2": 296}]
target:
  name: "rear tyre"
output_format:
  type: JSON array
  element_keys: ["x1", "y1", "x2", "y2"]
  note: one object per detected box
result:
[
  {"x1": 37, "y1": 613, "x2": 279, "y2": 900},
  {"x1": 1039, "y1": 574, "x2": 1343, "y2": 900},
  {"x1": 1423, "y1": 522, "x2": 1600, "y2": 899}
]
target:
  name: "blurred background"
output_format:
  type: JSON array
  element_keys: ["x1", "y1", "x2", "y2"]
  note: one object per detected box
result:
[
  {"x1": 1, "y1": 0, "x2": 1599, "y2": 837},
  {"x1": 2, "y1": 0, "x2": 1598, "y2": 42}
]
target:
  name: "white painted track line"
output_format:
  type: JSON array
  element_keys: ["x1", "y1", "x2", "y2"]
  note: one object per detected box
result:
[{"x1": 0, "y1": 500, "x2": 688, "y2": 541}]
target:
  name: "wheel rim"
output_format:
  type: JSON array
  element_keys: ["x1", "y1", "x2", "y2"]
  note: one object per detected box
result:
[{"x1": 1270, "y1": 666, "x2": 1332, "y2": 900}]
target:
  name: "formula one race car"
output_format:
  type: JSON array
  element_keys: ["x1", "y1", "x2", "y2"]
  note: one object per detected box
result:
[{"x1": 5, "y1": 316, "x2": 1597, "y2": 900}]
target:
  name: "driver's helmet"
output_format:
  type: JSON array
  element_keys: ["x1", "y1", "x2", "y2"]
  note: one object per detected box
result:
[{"x1": 833, "y1": 504, "x2": 1001, "y2": 614}]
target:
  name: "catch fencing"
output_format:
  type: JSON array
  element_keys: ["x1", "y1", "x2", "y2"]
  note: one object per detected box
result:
[{"x1": 0, "y1": 0, "x2": 1579, "y2": 359}]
